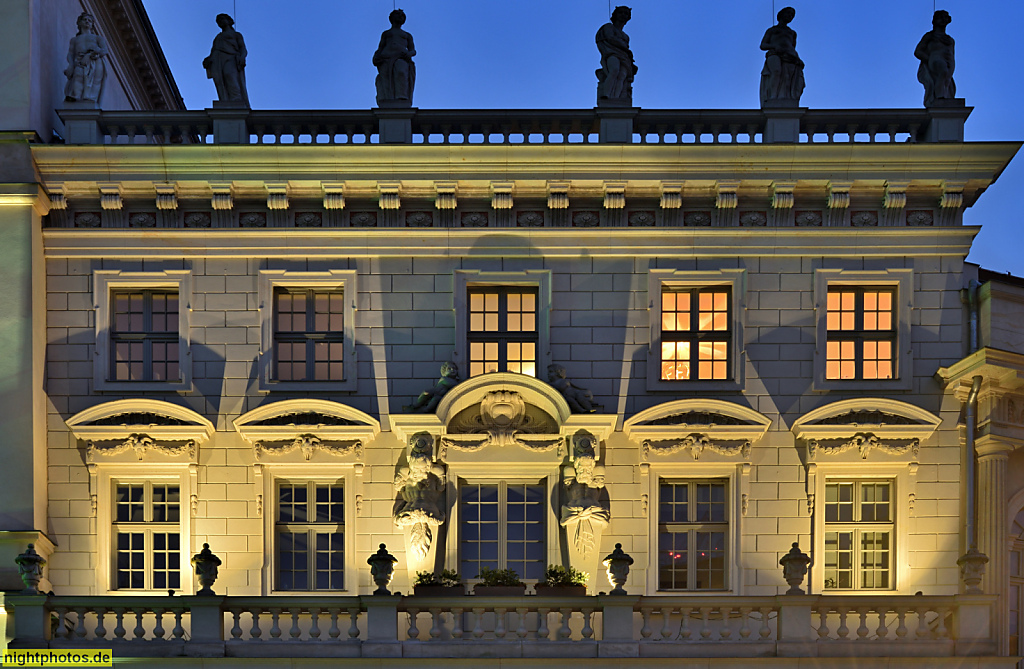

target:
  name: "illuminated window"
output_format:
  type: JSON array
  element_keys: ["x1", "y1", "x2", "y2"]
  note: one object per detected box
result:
[
  {"x1": 276, "y1": 481, "x2": 345, "y2": 591},
  {"x1": 460, "y1": 480, "x2": 546, "y2": 581},
  {"x1": 660, "y1": 287, "x2": 731, "y2": 381},
  {"x1": 658, "y1": 480, "x2": 728, "y2": 590},
  {"x1": 273, "y1": 288, "x2": 345, "y2": 381},
  {"x1": 823, "y1": 480, "x2": 893, "y2": 590},
  {"x1": 110, "y1": 290, "x2": 180, "y2": 382},
  {"x1": 467, "y1": 288, "x2": 538, "y2": 377},
  {"x1": 112, "y1": 481, "x2": 181, "y2": 590},
  {"x1": 826, "y1": 287, "x2": 896, "y2": 380}
]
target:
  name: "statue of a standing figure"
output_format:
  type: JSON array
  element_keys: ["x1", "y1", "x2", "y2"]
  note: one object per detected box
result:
[
  {"x1": 560, "y1": 432, "x2": 610, "y2": 558},
  {"x1": 373, "y1": 9, "x2": 416, "y2": 106},
  {"x1": 915, "y1": 10, "x2": 956, "y2": 106},
  {"x1": 393, "y1": 435, "x2": 446, "y2": 560},
  {"x1": 595, "y1": 6, "x2": 637, "y2": 105},
  {"x1": 759, "y1": 7, "x2": 804, "y2": 107},
  {"x1": 203, "y1": 14, "x2": 249, "y2": 106},
  {"x1": 64, "y1": 12, "x2": 108, "y2": 103}
]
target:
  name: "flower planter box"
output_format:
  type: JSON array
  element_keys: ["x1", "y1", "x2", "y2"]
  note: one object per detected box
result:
[
  {"x1": 413, "y1": 584, "x2": 465, "y2": 596},
  {"x1": 472, "y1": 584, "x2": 527, "y2": 597},
  {"x1": 533, "y1": 584, "x2": 587, "y2": 597}
]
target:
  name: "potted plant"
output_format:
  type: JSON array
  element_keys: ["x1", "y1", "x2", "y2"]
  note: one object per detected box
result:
[
  {"x1": 534, "y1": 564, "x2": 588, "y2": 596},
  {"x1": 413, "y1": 569, "x2": 464, "y2": 596},
  {"x1": 472, "y1": 567, "x2": 527, "y2": 596}
]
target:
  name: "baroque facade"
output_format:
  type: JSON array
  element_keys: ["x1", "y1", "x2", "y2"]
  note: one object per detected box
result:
[{"x1": 2, "y1": 1, "x2": 1024, "y2": 667}]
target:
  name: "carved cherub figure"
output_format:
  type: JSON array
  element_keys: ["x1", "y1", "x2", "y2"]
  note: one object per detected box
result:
[
  {"x1": 547, "y1": 364, "x2": 601, "y2": 413},
  {"x1": 404, "y1": 361, "x2": 460, "y2": 413}
]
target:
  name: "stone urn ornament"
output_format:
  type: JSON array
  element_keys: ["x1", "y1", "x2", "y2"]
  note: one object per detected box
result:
[
  {"x1": 15, "y1": 544, "x2": 46, "y2": 594},
  {"x1": 191, "y1": 543, "x2": 222, "y2": 595},
  {"x1": 779, "y1": 542, "x2": 811, "y2": 594},
  {"x1": 957, "y1": 546, "x2": 989, "y2": 594},
  {"x1": 367, "y1": 543, "x2": 398, "y2": 595},
  {"x1": 602, "y1": 543, "x2": 634, "y2": 595}
]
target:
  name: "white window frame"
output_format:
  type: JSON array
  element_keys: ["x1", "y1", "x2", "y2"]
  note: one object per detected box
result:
[
  {"x1": 258, "y1": 270, "x2": 358, "y2": 391},
  {"x1": 444, "y1": 465, "x2": 558, "y2": 584},
  {"x1": 810, "y1": 464, "x2": 911, "y2": 594},
  {"x1": 647, "y1": 269, "x2": 746, "y2": 392},
  {"x1": 260, "y1": 465, "x2": 356, "y2": 595},
  {"x1": 453, "y1": 270, "x2": 551, "y2": 380},
  {"x1": 645, "y1": 463, "x2": 740, "y2": 594},
  {"x1": 95, "y1": 465, "x2": 193, "y2": 594},
  {"x1": 93, "y1": 270, "x2": 192, "y2": 392},
  {"x1": 813, "y1": 269, "x2": 913, "y2": 391}
]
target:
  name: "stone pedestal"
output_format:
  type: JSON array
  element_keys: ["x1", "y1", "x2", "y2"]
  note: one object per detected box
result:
[
  {"x1": 60, "y1": 102, "x2": 102, "y2": 144},
  {"x1": 762, "y1": 107, "x2": 806, "y2": 144},
  {"x1": 374, "y1": 108, "x2": 416, "y2": 144},
  {"x1": 595, "y1": 106, "x2": 637, "y2": 144},
  {"x1": 925, "y1": 100, "x2": 972, "y2": 142},
  {"x1": 775, "y1": 596, "x2": 816, "y2": 657},
  {"x1": 399, "y1": 520, "x2": 441, "y2": 588},
  {"x1": 208, "y1": 104, "x2": 250, "y2": 145}
]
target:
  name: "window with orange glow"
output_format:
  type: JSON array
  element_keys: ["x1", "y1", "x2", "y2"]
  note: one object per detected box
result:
[
  {"x1": 825, "y1": 287, "x2": 896, "y2": 380},
  {"x1": 467, "y1": 288, "x2": 538, "y2": 377},
  {"x1": 658, "y1": 480, "x2": 728, "y2": 590},
  {"x1": 660, "y1": 287, "x2": 731, "y2": 381}
]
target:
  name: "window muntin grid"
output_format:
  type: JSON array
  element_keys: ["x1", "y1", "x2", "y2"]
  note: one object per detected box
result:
[
  {"x1": 660, "y1": 287, "x2": 731, "y2": 381},
  {"x1": 110, "y1": 290, "x2": 179, "y2": 382},
  {"x1": 459, "y1": 480, "x2": 545, "y2": 581},
  {"x1": 467, "y1": 288, "x2": 538, "y2": 377},
  {"x1": 658, "y1": 480, "x2": 728, "y2": 590},
  {"x1": 825, "y1": 287, "x2": 896, "y2": 380},
  {"x1": 824, "y1": 480, "x2": 893, "y2": 590},
  {"x1": 276, "y1": 482, "x2": 345, "y2": 591},
  {"x1": 113, "y1": 482, "x2": 181, "y2": 590},
  {"x1": 273, "y1": 288, "x2": 345, "y2": 382}
]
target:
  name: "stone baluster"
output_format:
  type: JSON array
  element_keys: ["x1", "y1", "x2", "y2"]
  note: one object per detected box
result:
[
  {"x1": 515, "y1": 608, "x2": 528, "y2": 639},
  {"x1": 740, "y1": 607, "x2": 753, "y2": 639},
  {"x1": 113, "y1": 608, "x2": 126, "y2": 640},
  {"x1": 581, "y1": 608, "x2": 595, "y2": 639},
  {"x1": 471, "y1": 608, "x2": 485, "y2": 638},
  {"x1": 537, "y1": 607, "x2": 550, "y2": 640},
  {"x1": 249, "y1": 608, "x2": 262, "y2": 640},
  {"x1": 719, "y1": 607, "x2": 734, "y2": 640},
  {"x1": 856, "y1": 607, "x2": 870, "y2": 639},
  {"x1": 308, "y1": 609, "x2": 320, "y2": 640},
  {"x1": 817, "y1": 608, "x2": 830, "y2": 639},
  {"x1": 407, "y1": 608, "x2": 420, "y2": 640},
  {"x1": 94, "y1": 608, "x2": 107, "y2": 639},
  {"x1": 639, "y1": 608, "x2": 652, "y2": 638},
  {"x1": 758, "y1": 608, "x2": 772, "y2": 639},
  {"x1": 287, "y1": 608, "x2": 301, "y2": 640},
  {"x1": 347, "y1": 607, "x2": 360, "y2": 640},
  {"x1": 660, "y1": 607, "x2": 673, "y2": 639},
  {"x1": 229, "y1": 609, "x2": 243, "y2": 639},
  {"x1": 133, "y1": 610, "x2": 145, "y2": 639},
  {"x1": 430, "y1": 608, "x2": 443, "y2": 639},
  {"x1": 556, "y1": 608, "x2": 571, "y2": 639},
  {"x1": 172, "y1": 609, "x2": 185, "y2": 640},
  {"x1": 494, "y1": 607, "x2": 508, "y2": 639},
  {"x1": 875, "y1": 609, "x2": 887, "y2": 640},
  {"x1": 327, "y1": 608, "x2": 340, "y2": 641},
  {"x1": 269, "y1": 608, "x2": 282, "y2": 640},
  {"x1": 153, "y1": 608, "x2": 166, "y2": 639},
  {"x1": 74, "y1": 607, "x2": 88, "y2": 639},
  {"x1": 451, "y1": 608, "x2": 464, "y2": 639}
]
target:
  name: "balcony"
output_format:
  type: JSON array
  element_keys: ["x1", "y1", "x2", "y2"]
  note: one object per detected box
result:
[{"x1": 1, "y1": 591, "x2": 997, "y2": 660}]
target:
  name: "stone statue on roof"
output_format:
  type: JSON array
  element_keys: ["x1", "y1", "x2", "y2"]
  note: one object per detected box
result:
[
  {"x1": 373, "y1": 9, "x2": 416, "y2": 106},
  {"x1": 595, "y1": 6, "x2": 637, "y2": 106},
  {"x1": 759, "y1": 6, "x2": 804, "y2": 107},
  {"x1": 203, "y1": 14, "x2": 249, "y2": 106},
  {"x1": 915, "y1": 10, "x2": 956, "y2": 106},
  {"x1": 64, "y1": 12, "x2": 108, "y2": 103}
]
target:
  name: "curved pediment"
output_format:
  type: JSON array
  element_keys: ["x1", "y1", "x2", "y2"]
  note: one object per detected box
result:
[
  {"x1": 624, "y1": 400, "x2": 772, "y2": 462},
  {"x1": 233, "y1": 399, "x2": 379, "y2": 462},
  {"x1": 792, "y1": 398, "x2": 941, "y2": 461},
  {"x1": 435, "y1": 372, "x2": 570, "y2": 426},
  {"x1": 66, "y1": 399, "x2": 213, "y2": 463}
]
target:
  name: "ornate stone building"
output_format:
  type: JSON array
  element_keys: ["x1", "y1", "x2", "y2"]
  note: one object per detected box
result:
[{"x1": 1, "y1": 1, "x2": 1023, "y2": 667}]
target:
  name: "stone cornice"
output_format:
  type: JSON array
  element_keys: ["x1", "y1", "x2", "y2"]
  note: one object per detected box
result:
[
  {"x1": 42, "y1": 227, "x2": 979, "y2": 260},
  {"x1": 937, "y1": 347, "x2": 1024, "y2": 399}
]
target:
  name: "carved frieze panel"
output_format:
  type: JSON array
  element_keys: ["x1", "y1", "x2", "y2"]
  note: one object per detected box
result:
[
  {"x1": 624, "y1": 399, "x2": 771, "y2": 463},
  {"x1": 233, "y1": 399, "x2": 380, "y2": 463},
  {"x1": 792, "y1": 398, "x2": 940, "y2": 463},
  {"x1": 66, "y1": 399, "x2": 214, "y2": 464}
]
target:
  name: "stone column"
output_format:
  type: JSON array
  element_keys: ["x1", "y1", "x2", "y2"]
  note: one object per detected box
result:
[{"x1": 975, "y1": 435, "x2": 1013, "y2": 654}]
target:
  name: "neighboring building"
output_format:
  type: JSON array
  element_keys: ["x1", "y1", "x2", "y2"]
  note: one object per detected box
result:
[{"x1": 2, "y1": 1, "x2": 1024, "y2": 667}]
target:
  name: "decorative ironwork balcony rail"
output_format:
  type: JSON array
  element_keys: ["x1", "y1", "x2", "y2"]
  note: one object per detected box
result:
[
  {"x1": 1, "y1": 592, "x2": 997, "y2": 659},
  {"x1": 56, "y1": 105, "x2": 967, "y2": 146}
]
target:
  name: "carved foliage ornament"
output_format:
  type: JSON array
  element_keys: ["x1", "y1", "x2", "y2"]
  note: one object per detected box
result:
[
  {"x1": 254, "y1": 434, "x2": 363, "y2": 461},
  {"x1": 806, "y1": 432, "x2": 920, "y2": 460},
  {"x1": 87, "y1": 434, "x2": 196, "y2": 461},
  {"x1": 440, "y1": 390, "x2": 563, "y2": 455},
  {"x1": 642, "y1": 433, "x2": 751, "y2": 461}
]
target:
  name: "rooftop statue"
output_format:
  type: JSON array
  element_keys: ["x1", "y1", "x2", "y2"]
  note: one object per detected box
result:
[
  {"x1": 203, "y1": 14, "x2": 249, "y2": 106},
  {"x1": 373, "y1": 9, "x2": 416, "y2": 106},
  {"x1": 64, "y1": 12, "x2": 108, "y2": 103},
  {"x1": 404, "y1": 362, "x2": 459, "y2": 413},
  {"x1": 595, "y1": 6, "x2": 636, "y2": 106},
  {"x1": 915, "y1": 10, "x2": 956, "y2": 106},
  {"x1": 548, "y1": 364, "x2": 602, "y2": 414},
  {"x1": 759, "y1": 6, "x2": 804, "y2": 107}
]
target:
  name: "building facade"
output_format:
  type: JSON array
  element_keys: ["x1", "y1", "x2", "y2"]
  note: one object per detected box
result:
[{"x1": 2, "y1": 1, "x2": 1024, "y2": 667}]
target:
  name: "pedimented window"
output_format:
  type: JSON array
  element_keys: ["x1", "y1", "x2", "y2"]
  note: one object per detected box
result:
[
  {"x1": 66, "y1": 399, "x2": 214, "y2": 464},
  {"x1": 233, "y1": 399, "x2": 380, "y2": 462},
  {"x1": 624, "y1": 399, "x2": 771, "y2": 463},
  {"x1": 791, "y1": 398, "x2": 940, "y2": 462}
]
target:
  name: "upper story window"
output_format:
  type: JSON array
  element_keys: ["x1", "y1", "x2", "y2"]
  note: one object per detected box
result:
[
  {"x1": 459, "y1": 479, "x2": 546, "y2": 581},
  {"x1": 823, "y1": 480, "x2": 893, "y2": 590},
  {"x1": 467, "y1": 287, "x2": 538, "y2": 377},
  {"x1": 110, "y1": 290, "x2": 180, "y2": 382},
  {"x1": 273, "y1": 288, "x2": 345, "y2": 382},
  {"x1": 276, "y1": 481, "x2": 345, "y2": 591},
  {"x1": 657, "y1": 479, "x2": 729, "y2": 590},
  {"x1": 113, "y1": 481, "x2": 181, "y2": 591},
  {"x1": 660, "y1": 287, "x2": 732, "y2": 381},
  {"x1": 826, "y1": 287, "x2": 896, "y2": 380}
]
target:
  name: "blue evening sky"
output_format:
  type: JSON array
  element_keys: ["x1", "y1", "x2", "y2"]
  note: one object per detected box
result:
[{"x1": 141, "y1": 0, "x2": 1024, "y2": 276}]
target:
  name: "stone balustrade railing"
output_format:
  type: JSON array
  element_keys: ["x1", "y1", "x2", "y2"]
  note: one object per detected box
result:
[
  {"x1": 0, "y1": 592, "x2": 997, "y2": 659},
  {"x1": 56, "y1": 105, "x2": 967, "y2": 146}
]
